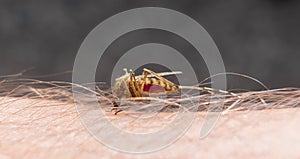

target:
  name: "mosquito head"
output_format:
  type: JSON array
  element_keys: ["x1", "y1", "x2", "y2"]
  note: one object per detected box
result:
[{"x1": 112, "y1": 68, "x2": 132, "y2": 104}]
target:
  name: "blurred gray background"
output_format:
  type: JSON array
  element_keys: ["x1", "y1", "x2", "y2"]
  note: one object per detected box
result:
[{"x1": 0, "y1": 0, "x2": 299, "y2": 90}]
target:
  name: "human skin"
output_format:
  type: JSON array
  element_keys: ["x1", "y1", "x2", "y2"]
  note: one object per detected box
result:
[{"x1": 0, "y1": 97, "x2": 300, "y2": 159}]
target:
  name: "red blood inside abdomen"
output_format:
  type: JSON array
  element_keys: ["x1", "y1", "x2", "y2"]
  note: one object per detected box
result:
[{"x1": 143, "y1": 84, "x2": 165, "y2": 93}]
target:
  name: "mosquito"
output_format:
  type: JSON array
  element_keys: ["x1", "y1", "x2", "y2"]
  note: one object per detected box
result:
[{"x1": 111, "y1": 68, "x2": 240, "y2": 114}]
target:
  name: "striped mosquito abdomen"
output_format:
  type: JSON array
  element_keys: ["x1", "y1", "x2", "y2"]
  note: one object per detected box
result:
[{"x1": 141, "y1": 77, "x2": 179, "y2": 94}]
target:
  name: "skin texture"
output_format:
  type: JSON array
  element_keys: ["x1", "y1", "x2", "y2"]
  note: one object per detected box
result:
[{"x1": 0, "y1": 97, "x2": 300, "y2": 159}]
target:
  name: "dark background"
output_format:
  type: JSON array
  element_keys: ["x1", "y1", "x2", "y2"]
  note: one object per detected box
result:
[{"x1": 1, "y1": 0, "x2": 299, "y2": 90}]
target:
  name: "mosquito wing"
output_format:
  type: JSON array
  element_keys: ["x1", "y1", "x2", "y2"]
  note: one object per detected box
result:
[{"x1": 135, "y1": 71, "x2": 182, "y2": 78}]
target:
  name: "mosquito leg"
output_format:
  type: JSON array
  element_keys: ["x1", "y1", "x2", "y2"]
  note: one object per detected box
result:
[
  {"x1": 111, "y1": 100, "x2": 123, "y2": 115},
  {"x1": 128, "y1": 70, "x2": 142, "y2": 97},
  {"x1": 139, "y1": 68, "x2": 150, "y2": 93},
  {"x1": 114, "y1": 109, "x2": 123, "y2": 115},
  {"x1": 178, "y1": 85, "x2": 241, "y2": 98},
  {"x1": 130, "y1": 70, "x2": 142, "y2": 97}
]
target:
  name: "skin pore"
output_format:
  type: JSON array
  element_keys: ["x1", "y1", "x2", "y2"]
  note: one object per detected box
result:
[{"x1": 0, "y1": 95, "x2": 300, "y2": 159}]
